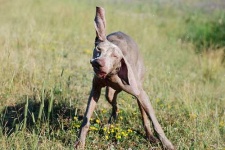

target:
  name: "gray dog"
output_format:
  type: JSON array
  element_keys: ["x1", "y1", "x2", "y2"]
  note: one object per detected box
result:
[{"x1": 75, "y1": 7, "x2": 174, "y2": 150}]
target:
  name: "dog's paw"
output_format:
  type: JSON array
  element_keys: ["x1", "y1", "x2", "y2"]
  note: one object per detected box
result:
[
  {"x1": 162, "y1": 138, "x2": 175, "y2": 150},
  {"x1": 74, "y1": 141, "x2": 84, "y2": 149},
  {"x1": 147, "y1": 135, "x2": 159, "y2": 144}
]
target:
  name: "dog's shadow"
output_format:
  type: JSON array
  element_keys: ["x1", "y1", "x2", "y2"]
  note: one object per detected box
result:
[{"x1": 0, "y1": 95, "x2": 83, "y2": 137}]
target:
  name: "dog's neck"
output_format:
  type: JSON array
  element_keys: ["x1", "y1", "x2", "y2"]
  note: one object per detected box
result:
[{"x1": 106, "y1": 62, "x2": 122, "y2": 77}]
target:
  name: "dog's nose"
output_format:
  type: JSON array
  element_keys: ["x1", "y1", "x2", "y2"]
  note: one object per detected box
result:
[
  {"x1": 90, "y1": 58, "x2": 105, "y2": 67},
  {"x1": 90, "y1": 59, "x2": 100, "y2": 68}
]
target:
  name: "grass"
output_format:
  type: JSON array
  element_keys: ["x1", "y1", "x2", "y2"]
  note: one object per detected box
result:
[
  {"x1": 0, "y1": 0, "x2": 225, "y2": 149},
  {"x1": 183, "y1": 11, "x2": 225, "y2": 53}
]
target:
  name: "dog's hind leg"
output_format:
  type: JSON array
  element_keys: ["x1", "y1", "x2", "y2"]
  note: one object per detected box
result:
[{"x1": 105, "y1": 86, "x2": 121, "y2": 123}]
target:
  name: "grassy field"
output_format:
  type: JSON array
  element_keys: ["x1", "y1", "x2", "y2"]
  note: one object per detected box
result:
[{"x1": 0, "y1": 0, "x2": 225, "y2": 149}]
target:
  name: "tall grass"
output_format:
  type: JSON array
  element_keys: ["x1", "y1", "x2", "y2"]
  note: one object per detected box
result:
[
  {"x1": 183, "y1": 11, "x2": 225, "y2": 53},
  {"x1": 0, "y1": 0, "x2": 224, "y2": 149}
]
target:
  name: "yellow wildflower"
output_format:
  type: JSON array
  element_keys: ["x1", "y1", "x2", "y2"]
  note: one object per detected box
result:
[
  {"x1": 111, "y1": 129, "x2": 115, "y2": 133},
  {"x1": 74, "y1": 116, "x2": 78, "y2": 121},
  {"x1": 96, "y1": 119, "x2": 100, "y2": 124},
  {"x1": 90, "y1": 126, "x2": 98, "y2": 131},
  {"x1": 105, "y1": 135, "x2": 109, "y2": 140},
  {"x1": 114, "y1": 127, "x2": 119, "y2": 131},
  {"x1": 102, "y1": 109, "x2": 107, "y2": 113},
  {"x1": 132, "y1": 112, "x2": 137, "y2": 115},
  {"x1": 74, "y1": 124, "x2": 80, "y2": 128},
  {"x1": 103, "y1": 127, "x2": 107, "y2": 131},
  {"x1": 121, "y1": 131, "x2": 128, "y2": 137},
  {"x1": 116, "y1": 134, "x2": 121, "y2": 140},
  {"x1": 127, "y1": 129, "x2": 133, "y2": 133}
]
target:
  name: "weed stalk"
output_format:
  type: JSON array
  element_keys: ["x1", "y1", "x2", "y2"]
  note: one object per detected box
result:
[
  {"x1": 23, "y1": 97, "x2": 28, "y2": 130},
  {"x1": 47, "y1": 89, "x2": 54, "y2": 123},
  {"x1": 38, "y1": 81, "x2": 45, "y2": 122}
]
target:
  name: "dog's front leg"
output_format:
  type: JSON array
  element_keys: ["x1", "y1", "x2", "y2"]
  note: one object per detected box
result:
[
  {"x1": 75, "y1": 83, "x2": 101, "y2": 149},
  {"x1": 136, "y1": 90, "x2": 174, "y2": 150}
]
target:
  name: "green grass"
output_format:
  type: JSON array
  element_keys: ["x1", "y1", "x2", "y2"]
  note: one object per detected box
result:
[
  {"x1": 0, "y1": 0, "x2": 225, "y2": 149},
  {"x1": 183, "y1": 11, "x2": 225, "y2": 53}
]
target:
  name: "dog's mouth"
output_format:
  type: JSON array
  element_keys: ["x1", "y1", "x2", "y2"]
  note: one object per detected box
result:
[{"x1": 93, "y1": 67, "x2": 107, "y2": 79}]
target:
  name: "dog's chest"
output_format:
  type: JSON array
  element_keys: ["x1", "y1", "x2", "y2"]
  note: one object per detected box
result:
[
  {"x1": 95, "y1": 74, "x2": 124, "y2": 91},
  {"x1": 103, "y1": 77, "x2": 122, "y2": 91}
]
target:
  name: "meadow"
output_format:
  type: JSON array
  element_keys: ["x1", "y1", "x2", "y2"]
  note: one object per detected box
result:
[{"x1": 0, "y1": 0, "x2": 224, "y2": 149}]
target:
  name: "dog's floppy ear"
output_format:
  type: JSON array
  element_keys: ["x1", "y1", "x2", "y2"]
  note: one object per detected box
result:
[
  {"x1": 118, "y1": 57, "x2": 140, "y2": 95},
  {"x1": 94, "y1": 7, "x2": 106, "y2": 42}
]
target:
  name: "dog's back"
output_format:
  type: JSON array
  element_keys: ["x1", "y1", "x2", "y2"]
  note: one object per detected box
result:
[{"x1": 107, "y1": 31, "x2": 145, "y2": 82}]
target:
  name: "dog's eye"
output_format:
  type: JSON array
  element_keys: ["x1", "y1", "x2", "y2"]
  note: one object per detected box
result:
[
  {"x1": 96, "y1": 46, "x2": 102, "y2": 52},
  {"x1": 96, "y1": 52, "x2": 100, "y2": 57}
]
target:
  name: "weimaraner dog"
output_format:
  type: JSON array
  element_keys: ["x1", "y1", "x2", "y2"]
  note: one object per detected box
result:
[{"x1": 75, "y1": 7, "x2": 174, "y2": 150}]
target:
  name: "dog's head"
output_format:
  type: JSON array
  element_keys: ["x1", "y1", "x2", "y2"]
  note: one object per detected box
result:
[
  {"x1": 90, "y1": 7, "x2": 123, "y2": 79},
  {"x1": 90, "y1": 7, "x2": 140, "y2": 95}
]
